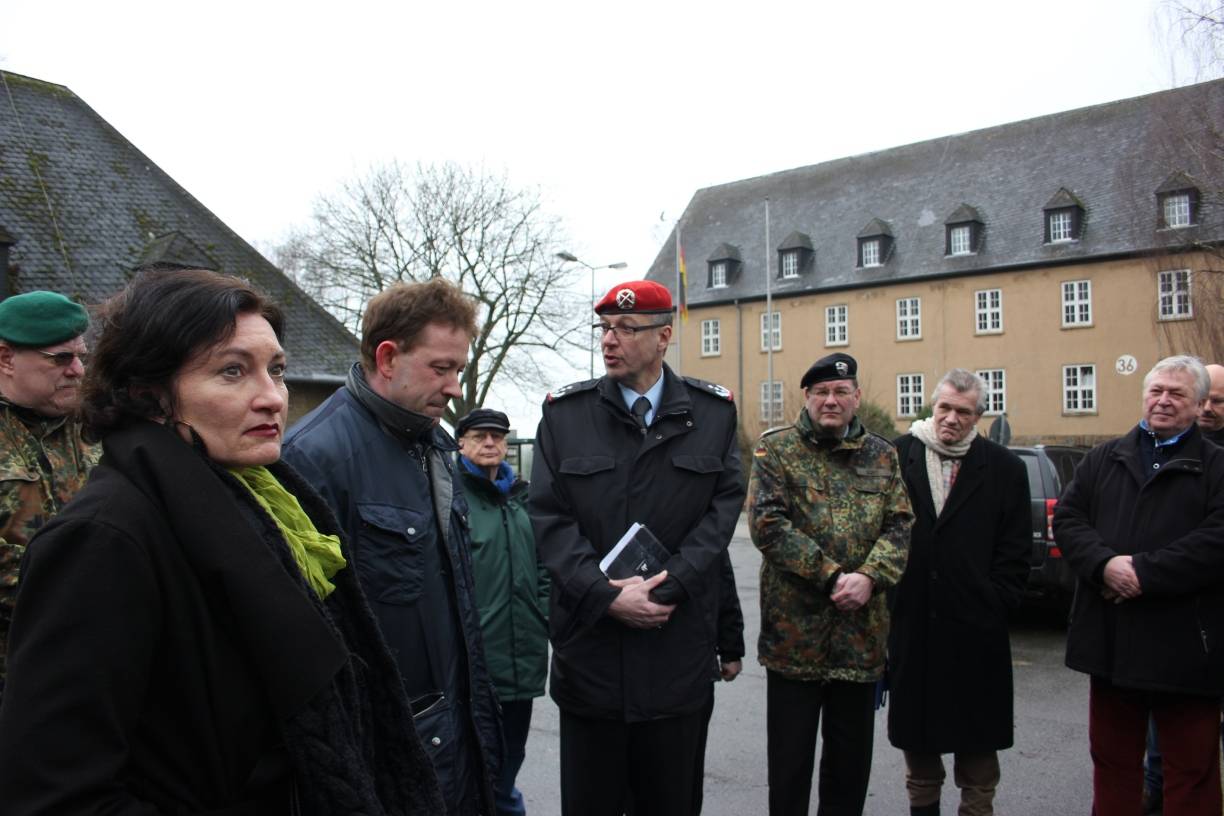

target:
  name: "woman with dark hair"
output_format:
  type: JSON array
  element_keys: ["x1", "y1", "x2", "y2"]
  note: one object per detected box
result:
[{"x1": 0, "y1": 268, "x2": 444, "y2": 815}]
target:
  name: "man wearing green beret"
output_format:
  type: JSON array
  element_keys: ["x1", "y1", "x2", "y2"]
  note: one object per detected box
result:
[{"x1": 0, "y1": 291, "x2": 100, "y2": 699}]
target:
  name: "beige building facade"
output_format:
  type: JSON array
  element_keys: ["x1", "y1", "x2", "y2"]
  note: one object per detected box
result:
[{"x1": 669, "y1": 252, "x2": 1216, "y2": 444}]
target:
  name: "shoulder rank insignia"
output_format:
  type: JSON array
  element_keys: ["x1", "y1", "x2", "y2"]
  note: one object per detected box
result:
[
  {"x1": 546, "y1": 378, "x2": 598, "y2": 403},
  {"x1": 683, "y1": 375, "x2": 734, "y2": 402}
]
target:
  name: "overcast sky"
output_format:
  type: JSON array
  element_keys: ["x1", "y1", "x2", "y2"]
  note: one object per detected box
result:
[{"x1": 0, "y1": 0, "x2": 1206, "y2": 431}]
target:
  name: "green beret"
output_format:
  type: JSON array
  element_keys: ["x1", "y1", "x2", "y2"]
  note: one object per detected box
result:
[{"x1": 0, "y1": 291, "x2": 89, "y2": 347}]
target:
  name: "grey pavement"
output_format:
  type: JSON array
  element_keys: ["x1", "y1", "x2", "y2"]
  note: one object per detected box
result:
[{"x1": 515, "y1": 514, "x2": 1092, "y2": 815}]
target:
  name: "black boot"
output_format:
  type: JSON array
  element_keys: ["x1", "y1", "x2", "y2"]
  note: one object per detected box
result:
[{"x1": 910, "y1": 804, "x2": 940, "y2": 816}]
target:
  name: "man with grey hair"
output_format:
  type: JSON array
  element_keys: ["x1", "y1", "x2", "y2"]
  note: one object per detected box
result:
[
  {"x1": 888, "y1": 369, "x2": 1030, "y2": 815},
  {"x1": 1056, "y1": 354, "x2": 1224, "y2": 816},
  {"x1": 1197, "y1": 363, "x2": 1224, "y2": 446}
]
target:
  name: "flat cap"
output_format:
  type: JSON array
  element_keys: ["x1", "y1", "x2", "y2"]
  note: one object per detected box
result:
[
  {"x1": 0, "y1": 291, "x2": 89, "y2": 347},
  {"x1": 594, "y1": 280, "x2": 673, "y2": 315},
  {"x1": 801, "y1": 353, "x2": 858, "y2": 389},
  {"x1": 456, "y1": 408, "x2": 511, "y2": 438}
]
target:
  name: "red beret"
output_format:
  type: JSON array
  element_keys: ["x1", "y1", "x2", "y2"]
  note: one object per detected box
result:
[{"x1": 594, "y1": 280, "x2": 673, "y2": 315}]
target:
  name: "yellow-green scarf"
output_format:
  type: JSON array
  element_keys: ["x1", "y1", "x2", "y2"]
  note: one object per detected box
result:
[{"x1": 228, "y1": 465, "x2": 347, "y2": 599}]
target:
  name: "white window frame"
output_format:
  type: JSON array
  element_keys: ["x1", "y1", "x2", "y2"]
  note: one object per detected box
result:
[
  {"x1": 825, "y1": 304, "x2": 848, "y2": 347},
  {"x1": 976, "y1": 368, "x2": 1006, "y2": 415},
  {"x1": 760, "y1": 311, "x2": 782, "y2": 351},
  {"x1": 1163, "y1": 193, "x2": 1192, "y2": 228},
  {"x1": 975, "y1": 288, "x2": 1003, "y2": 334},
  {"x1": 897, "y1": 373, "x2": 925, "y2": 418},
  {"x1": 1062, "y1": 279, "x2": 1092, "y2": 327},
  {"x1": 896, "y1": 297, "x2": 921, "y2": 340},
  {"x1": 861, "y1": 238, "x2": 881, "y2": 268},
  {"x1": 1158, "y1": 269, "x2": 1193, "y2": 320},
  {"x1": 949, "y1": 224, "x2": 973, "y2": 256},
  {"x1": 1048, "y1": 210, "x2": 1074, "y2": 243},
  {"x1": 1062, "y1": 364, "x2": 1097, "y2": 414},
  {"x1": 710, "y1": 262, "x2": 727, "y2": 288},
  {"x1": 700, "y1": 318, "x2": 721, "y2": 357},
  {"x1": 781, "y1": 251, "x2": 799, "y2": 279},
  {"x1": 759, "y1": 380, "x2": 785, "y2": 424}
]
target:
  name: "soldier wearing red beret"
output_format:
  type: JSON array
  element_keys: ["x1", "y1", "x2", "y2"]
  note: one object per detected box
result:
[{"x1": 529, "y1": 280, "x2": 745, "y2": 816}]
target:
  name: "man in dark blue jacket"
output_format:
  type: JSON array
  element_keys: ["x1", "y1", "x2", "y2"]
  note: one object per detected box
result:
[
  {"x1": 1056, "y1": 354, "x2": 1224, "y2": 816},
  {"x1": 283, "y1": 279, "x2": 500, "y2": 816}
]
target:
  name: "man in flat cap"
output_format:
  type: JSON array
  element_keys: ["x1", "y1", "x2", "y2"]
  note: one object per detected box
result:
[
  {"x1": 529, "y1": 279, "x2": 745, "y2": 815},
  {"x1": 0, "y1": 291, "x2": 100, "y2": 699},
  {"x1": 455, "y1": 408, "x2": 548, "y2": 816},
  {"x1": 749, "y1": 352, "x2": 912, "y2": 816}
]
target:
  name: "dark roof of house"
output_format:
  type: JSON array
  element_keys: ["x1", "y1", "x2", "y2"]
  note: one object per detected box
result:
[
  {"x1": 648, "y1": 78, "x2": 1224, "y2": 304},
  {"x1": 0, "y1": 70, "x2": 357, "y2": 381}
]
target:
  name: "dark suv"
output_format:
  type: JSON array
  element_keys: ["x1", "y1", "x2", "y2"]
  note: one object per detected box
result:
[{"x1": 1008, "y1": 444, "x2": 1088, "y2": 605}]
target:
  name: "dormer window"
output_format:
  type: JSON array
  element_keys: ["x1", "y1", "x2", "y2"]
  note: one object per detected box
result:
[
  {"x1": 856, "y1": 218, "x2": 894, "y2": 268},
  {"x1": 1156, "y1": 173, "x2": 1199, "y2": 229},
  {"x1": 706, "y1": 243, "x2": 742, "y2": 289},
  {"x1": 944, "y1": 204, "x2": 983, "y2": 256},
  {"x1": 1043, "y1": 188, "x2": 1085, "y2": 244},
  {"x1": 776, "y1": 231, "x2": 814, "y2": 279}
]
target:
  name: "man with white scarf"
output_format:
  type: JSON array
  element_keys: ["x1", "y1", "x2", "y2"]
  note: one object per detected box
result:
[{"x1": 887, "y1": 369, "x2": 1030, "y2": 816}]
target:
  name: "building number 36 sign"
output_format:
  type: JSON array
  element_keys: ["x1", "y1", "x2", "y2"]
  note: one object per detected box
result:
[{"x1": 1116, "y1": 355, "x2": 1138, "y2": 375}]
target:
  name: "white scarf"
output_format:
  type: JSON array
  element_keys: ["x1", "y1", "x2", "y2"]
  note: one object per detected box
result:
[{"x1": 909, "y1": 417, "x2": 976, "y2": 515}]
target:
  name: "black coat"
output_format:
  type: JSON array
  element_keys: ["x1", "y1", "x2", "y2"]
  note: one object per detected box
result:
[
  {"x1": 0, "y1": 422, "x2": 442, "y2": 815},
  {"x1": 887, "y1": 434, "x2": 1030, "y2": 753},
  {"x1": 528, "y1": 365, "x2": 745, "y2": 721},
  {"x1": 1056, "y1": 424, "x2": 1224, "y2": 696}
]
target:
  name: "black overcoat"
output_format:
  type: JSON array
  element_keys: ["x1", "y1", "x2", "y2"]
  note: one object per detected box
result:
[
  {"x1": 1056, "y1": 425, "x2": 1224, "y2": 695},
  {"x1": 0, "y1": 422, "x2": 442, "y2": 815},
  {"x1": 887, "y1": 434, "x2": 1030, "y2": 753},
  {"x1": 528, "y1": 364, "x2": 745, "y2": 722}
]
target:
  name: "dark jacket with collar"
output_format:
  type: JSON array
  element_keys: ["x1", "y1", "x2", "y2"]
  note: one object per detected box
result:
[
  {"x1": 1056, "y1": 423, "x2": 1224, "y2": 695},
  {"x1": 888, "y1": 433, "x2": 1030, "y2": 753},
  {"x1": 458, "y1": 462, "x2": 549, "y2": 702},
  {"x1": 282, "y1": 367, "x2": 500, "y2": 814},
  {"x1": 529, "y1": 363, "x2": 745, "y2": 721},
  {"x1": 0, "y1": 421, "x2": 444, "y2": 815}
]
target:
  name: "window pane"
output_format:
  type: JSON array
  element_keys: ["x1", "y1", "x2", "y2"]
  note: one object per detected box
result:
[{"x1": 1164, "y1": 193, "x2": 1191, "y2": 227}]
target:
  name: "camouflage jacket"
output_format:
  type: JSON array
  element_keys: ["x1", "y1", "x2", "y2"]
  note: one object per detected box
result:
[
  {"x1": 749, "y1": 410, "x2": 913, "y2": 682},
  {"x1": 0, "y1": 400, "x2": 100, "y2": 687}
]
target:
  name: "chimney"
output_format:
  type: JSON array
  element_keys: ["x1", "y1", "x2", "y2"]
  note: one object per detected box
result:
[{"x1": 0, "y1": 225, "x2": 13, "y2": 299}]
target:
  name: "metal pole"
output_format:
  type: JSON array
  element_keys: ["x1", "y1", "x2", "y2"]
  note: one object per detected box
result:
[
  {"x1": 590, "y1": 265, "x2": 595, "y2": 379},
  {"x1": 765, "y1": 198, "x2": 773, "y2": 424}
]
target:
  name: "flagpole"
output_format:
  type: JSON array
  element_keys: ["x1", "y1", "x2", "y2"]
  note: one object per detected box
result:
[
  {"x1": 675, "y1": 223, "x2": 683, "y2": 375},
  {"x1": 765, "y1": 198, "x2": 773, "y2": 425}
]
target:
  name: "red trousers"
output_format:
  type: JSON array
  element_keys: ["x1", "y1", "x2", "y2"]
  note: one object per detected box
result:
[{"x1": 1089, "y1": 676, "x2": 1221, "y2": 816}]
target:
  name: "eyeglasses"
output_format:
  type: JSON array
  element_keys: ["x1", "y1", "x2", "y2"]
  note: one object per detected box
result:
[
  {"x1": 33, "y1": 350, "x2": 90, "y2": 367},
  {"x1": 592, "y1": 322, "x2": 669, "y2": 339},
  {"x1": 807, "y1": 386, "x2": 856, "y2": 400}
]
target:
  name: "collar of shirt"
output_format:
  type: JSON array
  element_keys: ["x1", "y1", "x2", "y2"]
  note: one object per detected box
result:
[
  {"x1": 1139, "y1": 418, "x2": 1194, "y2": 448},
  {"x1": 618, "y1": 373, "x2": 665, "y2": 427}
]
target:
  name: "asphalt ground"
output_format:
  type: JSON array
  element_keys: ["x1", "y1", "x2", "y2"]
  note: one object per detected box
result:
[{"x1": 514, "y1": 515, "x2": 1092, "y2": 815}]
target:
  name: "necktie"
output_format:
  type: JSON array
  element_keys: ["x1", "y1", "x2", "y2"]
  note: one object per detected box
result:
[{"x1": 631, "y1": 396, "x2": 651, "y2": 432}]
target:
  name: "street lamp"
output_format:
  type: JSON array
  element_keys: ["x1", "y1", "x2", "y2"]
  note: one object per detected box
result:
[{"x1": 556, "y1": 251, "x2": 628, "y2": 377}]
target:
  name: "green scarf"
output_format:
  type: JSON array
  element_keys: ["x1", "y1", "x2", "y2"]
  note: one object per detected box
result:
[{"x1": 228, "y1": 465, "x2": 347, "y2": 599}]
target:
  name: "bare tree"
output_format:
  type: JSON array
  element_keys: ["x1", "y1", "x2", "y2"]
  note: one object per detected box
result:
[{"x1": 281, "y1": 161, "x2": 587, "y2": 424}]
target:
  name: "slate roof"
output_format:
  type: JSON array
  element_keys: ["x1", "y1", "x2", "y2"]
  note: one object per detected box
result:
[
  {"x1": 648, "y1": 79, "x2": 1224, "y2": 304},
  {"x1": 0, "y1": 71, "x2": 356, "y2": 382}
]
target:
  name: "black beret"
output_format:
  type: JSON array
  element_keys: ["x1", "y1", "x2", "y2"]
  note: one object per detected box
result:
[
  {"x1": 456, "y1": 408, "x2": 511, "y2": 438},
  {"x1": 0, "y1": 291, "x2": 89, "y2": 347},
  {"x1": 801, "y1": 353, "x2": 858, "y2": 389}
]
